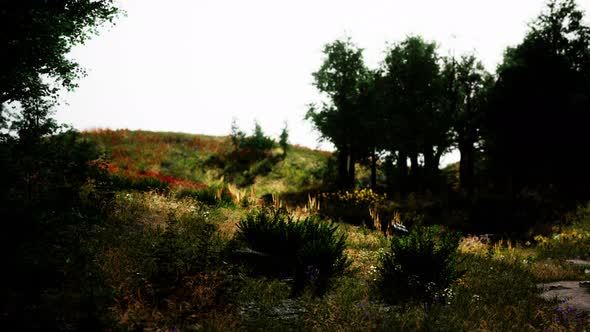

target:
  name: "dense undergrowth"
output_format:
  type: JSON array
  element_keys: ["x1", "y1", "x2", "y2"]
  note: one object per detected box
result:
[
  {"x1": 4, "y1": 129, "x2": 590, "y2": 331},
  {"x1": 16, "y1": 184, "x2": 590, "y2": 330}
]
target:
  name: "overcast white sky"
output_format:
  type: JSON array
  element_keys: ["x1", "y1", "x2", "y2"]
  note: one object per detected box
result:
[{"x1": 54, "y1": 0, "x2": 590, "y2": 165}]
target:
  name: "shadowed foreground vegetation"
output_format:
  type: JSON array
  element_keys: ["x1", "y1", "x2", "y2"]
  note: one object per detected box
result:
[{"x1": 2, "y1": 0, "x2": 590, "y2": 330}]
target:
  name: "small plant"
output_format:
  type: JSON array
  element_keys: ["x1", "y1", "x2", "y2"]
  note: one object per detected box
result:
[
  {"x1": 375, "y1": 226, "x2": 462, "y2": 304},
  {"x1": 236, "y1": 208, "x2": 350, "y2": 296}
]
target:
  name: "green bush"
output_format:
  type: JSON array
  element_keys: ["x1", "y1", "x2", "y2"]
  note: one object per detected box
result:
[
  {"x1": 236, "y1": 208, "x2": 350, "y2": 296},
  {"x1": 375, "y1": 226, "x2": 462, "y2": 304}
]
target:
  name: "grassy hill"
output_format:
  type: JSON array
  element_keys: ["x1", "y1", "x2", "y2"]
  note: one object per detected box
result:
[{"x1": 83, "y1": 129, "x2": 332, "y2": 196}]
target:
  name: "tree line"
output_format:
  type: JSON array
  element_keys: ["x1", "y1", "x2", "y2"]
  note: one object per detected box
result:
[{"x1": 307, "y1": 0, "x2": 590, "y2": 213}]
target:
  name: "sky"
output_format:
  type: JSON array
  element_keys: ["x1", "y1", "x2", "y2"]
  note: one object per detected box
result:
[{"x1": 54, "y1": 0, "x2": 590, "y2": 165}]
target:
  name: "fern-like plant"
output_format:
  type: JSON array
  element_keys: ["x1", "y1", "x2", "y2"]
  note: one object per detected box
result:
[
  {"x1": 236, "y1": 208, "x2": 349, "y2": 296},
  {"x1": 375, "y1": 226, "x2": 462, "y2": 304}
]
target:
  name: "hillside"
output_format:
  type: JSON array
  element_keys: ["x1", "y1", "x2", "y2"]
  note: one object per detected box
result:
[{"x1": 83, "y1": 129, "x2": 332, "y2": 196}]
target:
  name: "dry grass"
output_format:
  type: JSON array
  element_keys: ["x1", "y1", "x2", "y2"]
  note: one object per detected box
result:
[
  {"x1": 213, "y1": 207, "x2": 248, "y2": 238},
  {"x1": 530, "y1": 261, "x2": 584, "y2": 281}
]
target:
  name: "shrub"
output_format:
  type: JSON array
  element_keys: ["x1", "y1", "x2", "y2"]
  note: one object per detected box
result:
[
  {"x1": 375, "y1": 226, "x2": 462, "y2": 304},
  {"x1": 229, "y1": 120, "x2": 275, "y2": 160},
  {"x1": 236, "y1": 208, "x2": 350, "y2": 296}
]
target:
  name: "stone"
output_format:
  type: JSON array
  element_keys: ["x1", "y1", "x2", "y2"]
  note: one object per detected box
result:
[
  {"x1": 566, "y1": 259, "x2": 590, "y2": 266},
  {"x1": 538, "y1": 281, "x2": 590, "y2": 314}
]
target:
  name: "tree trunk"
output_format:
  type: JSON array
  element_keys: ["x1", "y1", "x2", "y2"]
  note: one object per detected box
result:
[
  {"x1": 458, "y1": 139, "x2": 474, "y2": 193},
  {"x1": 337, "y1": 148, "x2": 348, "y2": 189},
  {"x1": 423, "y1": 144, "x2": 435, "y2": 184},
  {"x1": 370, "y1": 146, "x2": 377, "y2": 190},
  {"x1": 410, "y1": 152, "x2": 420, "y2": 192},
  {"x1": 347, "y1": 149, "x2": 356, "y2": 189},
  {"x1": 398, "y1": 150, "x2": 408, "y2": 195}
]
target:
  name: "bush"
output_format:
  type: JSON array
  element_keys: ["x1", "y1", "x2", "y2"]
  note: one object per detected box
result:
[
  {"x1": 229, "y1": 120, "x2": 275, "y2": 161},
  {"x1": 375, "y1": 226, "x2": 462, "y2": 304},
  {"x1": 236, "y1": 208, "x2": 350, "y2": 296}
]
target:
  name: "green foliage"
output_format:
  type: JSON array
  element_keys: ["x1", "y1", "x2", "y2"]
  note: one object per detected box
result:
[
  {"x1": 486, "y1": 0, "x2": 590, "y2": 212},
  {"x1": 380, "y1": 36, "x2": 453, "y2": 192},
  {"x1": 229, "y1": 120, "x2": 275, "y2": 158},
  {"x1": 0, "y1": 1, "x2": 120, "y2": 106},
  {"x1": 224, "y1": 120, "x2": 277, "y2": 184},
  {"x1": 230, "y1": 118, "x2": 246, "y2": 151},
  {"x1": 306, "y1": 37, "x2": 370, "y2": 188},
  {"x1": 375, "y1": 226, "x2": 462, "y2": 304},
  {"x1": 0, "y1": 2, "x2": 122, "y2": 327},
  {"x1": 279, "y1": 121, "x2": 289, "y2": 156},
  {"x1": 236, "y1": 208, "x2": 350, "y2": 296},
  {"x1": 441, "y1": 55, "x2": 493, "y2": 192}
]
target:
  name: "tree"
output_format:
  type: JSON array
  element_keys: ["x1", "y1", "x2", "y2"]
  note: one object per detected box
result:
[
  {"x1": 486, "y1": 0, "x2": 590, "y2": 210},
  {"x1": 0, "y1": 2, "x2": 121, "y2": 328},
  {"x1": 230, "y1": 118, "x2": 246, "y2": 151},
  {"x1": 0, "y1": 1, "x2": 119, "y2": 108},
  {"x1": 381, "y1": 36, "x2": 451, "y2": 193},
  {"x1": 441, "y1": 55, "x2": 493, "y2": 192},
  {"x1": 306, "y1": 38, "x2": 370, "y2": 188},
  {"x1": 357, "y1": 71, "x2": 386, "y2": 190},
  {"x1": 279, "y1": 121, "x2": 289, "y2": 157},
  {"x1": 228, "y1": 119, "x2": 274, "y2": 160}
]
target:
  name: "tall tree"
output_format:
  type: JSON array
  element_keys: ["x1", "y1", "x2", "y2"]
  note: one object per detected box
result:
[
  {"x1": 442, "y1": 55, "x2": 493, "y2": 192},
  {"x1": 306, "y1": 38, "x2": 369, "y2": 188},
  {"x1": 381, "y1": 36, "x2": 451, "y2": 192},
  {"x1": 487, "y1": 0, "x2": 590, "y2": 207},
  {"x1": 0, "y1": 2, "x2": 120, "y2": 329},
  {"x1": 355, "y1": 70, "x2": 387, "y2": 189}
]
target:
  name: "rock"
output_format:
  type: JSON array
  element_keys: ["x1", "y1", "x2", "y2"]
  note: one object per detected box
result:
[
  {"x1": 566, "y1": 259, "x2": 590, "y2": 266},
  {"x1": 538, "y1": 281, "x2": 590, "y2": 314}
]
